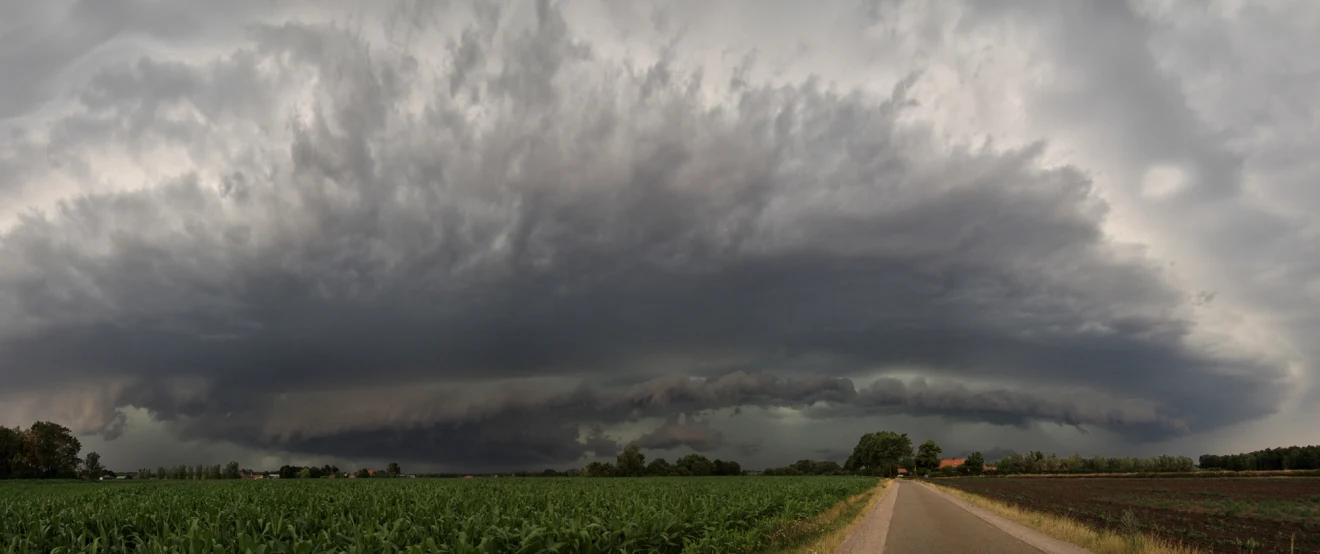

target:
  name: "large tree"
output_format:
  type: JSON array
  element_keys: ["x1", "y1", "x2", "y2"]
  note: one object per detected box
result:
[
  {"x1": 386, "y1": 462, "x2": 402, "y2": 476},
  {"x1": 915, "y1": 440, "x2": 943, "y2": 472},
  {"x1": 845, "y1": 431, "x2": 913, "y2": 477},
  {"x1": 17, "y1": 421, "x2": 82, "y2": 478},
  {"x1": 616, "y1": 444, "x2": 646, "y2": 477}
]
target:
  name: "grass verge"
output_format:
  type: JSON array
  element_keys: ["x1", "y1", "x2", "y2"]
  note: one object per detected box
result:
[
  {"x1": 773, "y1": 478, "x2": 893, "y2": 554},
  {"x1": 927, "y1": 482, "x2": 1204, "y2": 554}
]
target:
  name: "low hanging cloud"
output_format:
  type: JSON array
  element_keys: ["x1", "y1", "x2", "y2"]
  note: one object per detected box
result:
[
  {"x1": 633, "y1": 418, "x2": 726, "y2": 453},
  {"x1": 0, "y1": 0, "x2": 1311, "y2": 469}
]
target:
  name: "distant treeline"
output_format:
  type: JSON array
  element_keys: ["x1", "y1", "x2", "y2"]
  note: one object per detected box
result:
[
  {"x1": 581, "y1": 448, "x2": 746, "y2": 477},
  {"x1": 1198, "y1": 445, "x2": 1320, "y2": 471},
  {"x1": 133, "y1": 463, "x2": 405, "y2": 480},
  {"x1": 992, "y1": 451, "x2": 1195, "y2": 474},
  {"x1": 760, "y1": 459, "x2": 850, "y2": 476}
]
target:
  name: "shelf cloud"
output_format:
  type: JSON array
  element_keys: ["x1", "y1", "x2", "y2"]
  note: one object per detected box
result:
[{"x1": 1, "y1": 0, "x2": 1316, "y2": 470}]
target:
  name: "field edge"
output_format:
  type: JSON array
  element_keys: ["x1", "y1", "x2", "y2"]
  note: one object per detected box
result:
[
  {"x1": 772, "y1": 478, "x2": 892, "y2": 554},
  {"x1": 926, "y1": 482, "x2": 1204, "y2": 554}
]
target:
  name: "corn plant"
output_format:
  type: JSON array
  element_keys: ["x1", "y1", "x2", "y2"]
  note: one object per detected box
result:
[{"x1": 0, "y1": 476, "x2": 875, "y2": 553}]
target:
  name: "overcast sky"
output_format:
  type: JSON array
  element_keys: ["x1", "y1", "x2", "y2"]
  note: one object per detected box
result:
[{"x1": 2, "y1": 0, "x2": 1318, "y2": 473}]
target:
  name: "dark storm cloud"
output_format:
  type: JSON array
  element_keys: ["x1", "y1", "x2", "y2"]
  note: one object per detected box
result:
[
  {"x1": 0, "y1": 0, "x2": 1297, "y2": 467},
  {"x1": 633, "y1": 418, "x2": 725, "y2": 452}
]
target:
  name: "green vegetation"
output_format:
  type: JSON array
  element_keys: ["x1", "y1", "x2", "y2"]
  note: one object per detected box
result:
[
  {"x1": 915, "y1": 440, "x2": 942, "y2": 473},
  {"x1": 843, "y1": 431, "x2": 912, "y2": 477},
  {"x1": 1199, "y1": 444, "x2": 1320, "y2": 471},
  {"x1": 0, "y1": 476, "x2": 877, "y2": 553},
  {"x1": 991, "y1": 451, "x2": 1195, "y2": 474},
  {"x1": 760, "y1": 459, "x2": 848, "y2": 476},
  {"x1": 0, "y1": 422, "x2": 83, "y2": 479}
]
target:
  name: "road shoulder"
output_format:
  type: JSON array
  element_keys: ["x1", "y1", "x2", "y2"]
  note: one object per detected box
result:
[{"x1": 833, "y1": 479, "x2": 899, "y2": 554}]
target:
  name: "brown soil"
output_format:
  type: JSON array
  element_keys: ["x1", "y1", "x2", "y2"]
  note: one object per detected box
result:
[{"x1": 939, "y1": 477, "x2": 1320, "y2": 554}]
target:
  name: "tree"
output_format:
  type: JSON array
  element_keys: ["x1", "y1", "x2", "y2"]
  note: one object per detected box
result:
[
  {"x1": 224, "y1": 461, "x2": 241, "y2": 479},
  {"x1": 298, "y1": 467, "x2": 312, "y2": 478},
  {"x1": 616, "y1": 444, "x2": 646, "y2": 477},
  {"x1": 17, "y1": 421, "x2": 82, "y2": 478},
  {"x1": 845, "y1": 431, "x2": 912, "y2": 477},
  {"x1": 962, "y1": 452, "x2": 985, "y2": 474},
  {"x1": 646, "y1": 458, "x2": 674, "y2": 476},
  {"x1": 386, "y1": 462, "x2": 402, "y2": 477},
  {"x1": 712, "y1": 459, "x2": 743, "y2": 476},
  {"x1": 354, "y1": 468, "x2": 371, "y2": 478},
  {"x1": 814, "y1": 461, "x2": 843, "y2": 475},
  {"x1": 915, "y1": 440, "x2": 942, "y2": 473},
  {"x1": 583, "y1": 461, "x2": 616, "y2": 477},
  {"x1": 676, "y1": 454, "x2": 715, "y2": 476},
  {"x1": 0, "y1": 427, "x2": 22, "y2": 479},
  {"x1": 791, "y1": 459, "x2": 817, "y2": 475},
  {"x1": 82, "y1": 452, "x2": 104, "y2": 480}
]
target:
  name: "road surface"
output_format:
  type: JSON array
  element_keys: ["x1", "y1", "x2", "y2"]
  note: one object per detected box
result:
[{"x1": 837, "y1": 480, "x2": 1091, "y2": 554}]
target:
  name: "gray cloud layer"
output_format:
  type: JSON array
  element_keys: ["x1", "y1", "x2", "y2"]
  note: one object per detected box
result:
[{"x1": 1, "y1": 0, "x2": 1314, "y2": 469}]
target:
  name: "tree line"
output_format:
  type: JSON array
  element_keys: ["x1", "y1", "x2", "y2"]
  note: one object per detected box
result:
[
  {"x1": 989, "y1": 451, "x2": 1195, "y2": 474},
  {"x1": 1198, "y1": 445, "x2": 1320, "y2": 471},
  {"x1": 124, "y1": 462, "x2": 409, "y2": 480},
  {"x1": 581, "y1": 445, "x2": 746, "y2": 477},
  {"x1": 574, "y1": 434, "x2": 983, "y2": 479},
  {"x1": 761, "y1": 459, "x2": 848, "y2": 476}
]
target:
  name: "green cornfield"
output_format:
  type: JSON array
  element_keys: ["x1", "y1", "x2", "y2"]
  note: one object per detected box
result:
[{"x1": 0, "y1": 476, "x2": 877, "y2": 553}]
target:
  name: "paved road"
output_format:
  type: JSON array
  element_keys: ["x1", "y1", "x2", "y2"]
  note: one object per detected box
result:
[{"x1": 882, "y1": 481, "x2": 1042, "y2": 553}]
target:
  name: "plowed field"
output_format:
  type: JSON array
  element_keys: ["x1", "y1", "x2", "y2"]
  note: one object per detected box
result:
[{"x1": 940, "y1": 477, "x2": 1319, "y2": 553}]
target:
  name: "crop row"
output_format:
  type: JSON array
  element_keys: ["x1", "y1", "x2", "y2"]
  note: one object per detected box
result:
[{"x1": 0, "y1": 476, "x2": 876, "y2": 554}]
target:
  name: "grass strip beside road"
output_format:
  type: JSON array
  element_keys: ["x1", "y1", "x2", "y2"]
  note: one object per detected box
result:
[
  {"x1": 777, "y1": 479, "x2": 892, "y2": 554},
  {"x1": 927, "y1": 482, "x2": 1204, "y2": 554}
]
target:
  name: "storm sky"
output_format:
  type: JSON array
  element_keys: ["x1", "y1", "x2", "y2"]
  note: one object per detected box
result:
[{"x1": 2, "y1": 0, "x2": 1318, "y2": 472}]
